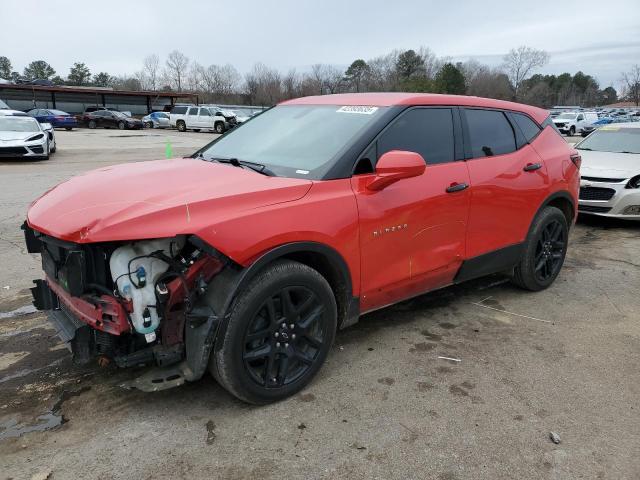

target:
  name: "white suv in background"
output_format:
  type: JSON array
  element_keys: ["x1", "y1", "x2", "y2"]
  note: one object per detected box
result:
[
  {"x1": 553, "y1": 111, "x2": 598, "y2": 136},
  {"x1": 169, "y1": 105, "x2": 237, "y2": 133}
]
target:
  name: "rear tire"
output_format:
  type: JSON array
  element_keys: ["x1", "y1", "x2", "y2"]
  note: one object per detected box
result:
[
  {"x1": 211, "y1": 260, "x2": 337, "y2": 404},
  {"x1": 177, "y1": 120, "x2": 186, "y2": 132},
  {"x1": 88, "y1": 120, "x2": 96, "y2": 129},
  {"x1": 65, "y1": 127, "x2": 72, "y2": 131},
  {"x1": 118, "y1": 121, "x2": 125, "y2": 130},
  {"x1": 511, "y1": 206, "x2": 568, "y2": 291}
]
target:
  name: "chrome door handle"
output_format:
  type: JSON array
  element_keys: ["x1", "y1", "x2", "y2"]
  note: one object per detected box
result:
[
  {"x1": 446, "y1": 182, "x2": 469, "y2": 193},
  {"x1": 523, "y1": 162, "x2": 542, "y2": 172}
]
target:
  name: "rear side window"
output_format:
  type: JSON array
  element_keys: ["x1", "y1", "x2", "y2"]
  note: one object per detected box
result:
[
  {"x1": 171, "y1": 106, "x2": 188, "y2": 115},
  {"x1": 187, "y1": 107, "x2": 199, "y2": 115},
  {"x1": 465, "y1": 109, "x2": 516, "y2": 157},
  {"x1": 377, "y1": 108, "x2": 455, "y2": 165},
  {"x1": 512, "y1": 113, "x2": 541, "y2": 143}
]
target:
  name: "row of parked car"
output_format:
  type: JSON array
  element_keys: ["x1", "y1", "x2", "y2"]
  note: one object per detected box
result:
[
  {"x1": 0, "y1": 100, "x2": 57, "y2": 160},
  {"x1": 550, "y1": 107, "x2": 640, "y2": 137},
  {"x1": 3, "y1": 103, "x2": 264, "y2": 133}
]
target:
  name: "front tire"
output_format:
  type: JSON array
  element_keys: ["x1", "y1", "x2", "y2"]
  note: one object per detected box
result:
[
  {"x1": 88, "y1": 120, "x2": 96, "y2": 129},
  {"x1": 211, "y1": 260, "x2": 337, "y2": 404},
  {"x1": 511, "y1": 206, "x2": 568, "y2": 291},
  {"x1": 118, "y1": 121, "x2": 126, "y2": 130},
  {"x1": 214, "y1": 122, "x2": 225, "y2": 134},
  {"x1": 569, "y1": 126, "x2": 576, "y2": 136}
]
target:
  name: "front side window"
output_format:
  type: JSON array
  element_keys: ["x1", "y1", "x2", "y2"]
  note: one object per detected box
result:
[
  {"x1": 465, "y1": 109, "x2": 516, "y2": 158},
  {"x1": 377, "y1": 108, "x2": 455, "y2": 165},
  {"x1": 199, "y1": 108, "x2": 211, "y2": 117},
  {"x1": 199, "y1": 104, "x2": 388, "y2": 179}
]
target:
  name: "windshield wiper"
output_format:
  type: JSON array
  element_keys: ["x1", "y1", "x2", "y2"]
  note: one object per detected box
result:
[
  {"x1": 576, "y1": 147, "x2": 592, "y2": 150},
  {"x1": 212, "y1": 157, "x2": 275, "y2": 176},
  {"x1": 618, "y1": 151, "x2": 637, "y2": 154}
]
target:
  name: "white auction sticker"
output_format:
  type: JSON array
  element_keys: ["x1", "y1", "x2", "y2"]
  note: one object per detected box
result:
[{"x1": 336, "y1": 106, "x2": 379, "y2": 115}]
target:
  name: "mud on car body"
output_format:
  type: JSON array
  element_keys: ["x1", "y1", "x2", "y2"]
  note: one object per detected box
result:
[{"x1": 24, "y1": 93, "x2": 580, "y2": 404}]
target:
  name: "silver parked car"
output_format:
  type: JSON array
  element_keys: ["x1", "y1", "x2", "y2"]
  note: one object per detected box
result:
[
  {"x1": 576, "y1": 122, "x2": 640, "y2": 220},
  {"x1": 142, "y1": 111, "x2": 170, "y2": 129}
]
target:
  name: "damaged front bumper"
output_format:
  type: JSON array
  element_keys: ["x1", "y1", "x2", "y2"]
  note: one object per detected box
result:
[{"x1": 23, "y1": 222, "x2": 227, "y2": 391}]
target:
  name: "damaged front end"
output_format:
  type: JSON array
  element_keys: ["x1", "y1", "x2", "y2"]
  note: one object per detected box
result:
[{"x1": 23, "y1": 222, "x2": 230, "y2": 391}]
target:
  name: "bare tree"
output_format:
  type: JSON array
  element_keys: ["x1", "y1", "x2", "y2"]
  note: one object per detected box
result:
[
  {"x1": 244, "y1": 63, "x2": 282, "y2": 105},
  {"x1": 502, "y1": 46, "x2": 549, "y2": 100},
  {"x1": 621, "y1": 65, "x2": 640, "y2": 106},
  {"x1": 143, "y1": 54, "x2": 160, "y2": 90},
  {"x1": 165, "y1": 50, "x2": 189, "y2": 91}
]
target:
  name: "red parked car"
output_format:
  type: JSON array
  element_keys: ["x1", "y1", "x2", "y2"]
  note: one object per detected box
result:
[{"x1": 23, "y1": 93, "x2": 580, "y2": 404}]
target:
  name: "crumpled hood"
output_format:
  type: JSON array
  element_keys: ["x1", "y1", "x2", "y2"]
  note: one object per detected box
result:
[
  {"x1": 580, "y1": 150, "x2": 640, "y2": 180},
  {"x1": 27, "y1": 157, "x2": 313, "y2": 243},
  {"x1": 0, "y1": 130, "x2": 41, "y2": 141}
]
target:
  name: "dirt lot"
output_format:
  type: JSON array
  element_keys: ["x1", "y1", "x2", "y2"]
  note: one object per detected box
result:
[{"x1": 1, "y1": 129, "x2": 639, "y2": 480}]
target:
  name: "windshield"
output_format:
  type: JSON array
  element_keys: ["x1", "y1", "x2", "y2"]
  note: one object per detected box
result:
[
  {"x1": 199, "y1": 105, "x2": 387, "y2": 179},
  {"x1": 576, "y1": 127, "x2": 640, "y2": 154},
  {"x1": 0, "y1": 117, "x2": 40, "y2": 132},
  {"x1": 557, "y1": 113, "x2": 577, "y2": 119}
]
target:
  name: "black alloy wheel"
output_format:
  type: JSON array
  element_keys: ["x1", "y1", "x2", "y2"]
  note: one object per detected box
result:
[
  {"x1": 511, "y1": 206, "x2": 568, "y2": 291},
  {"x1": 533, "y1": 219, "x2": 566, "y2": 283},
  {"x1": 211, "y1": 260, "x2": 337, "y2": 404},
  {"x1": 243, "y1": 286, "x2": 326, "y2": 388}
]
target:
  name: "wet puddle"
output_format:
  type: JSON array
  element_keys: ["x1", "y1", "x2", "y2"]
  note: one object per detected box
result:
[
  {"x1": 0, "y1": 386, "x2": 91, "y2": 441},
  {"x1": 0, "y1": 305, "x2": 37, "y2": 320}
]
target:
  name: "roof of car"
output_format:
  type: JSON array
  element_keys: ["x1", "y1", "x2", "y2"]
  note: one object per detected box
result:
[
  {"x1": 599, "y1": 122, "x2": 640, "y2": 129},
  {"x1": 281, "y1": 93, "x2": 549, "y2": 123}
]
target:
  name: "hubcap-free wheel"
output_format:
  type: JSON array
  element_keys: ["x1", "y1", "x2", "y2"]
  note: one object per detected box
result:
[
  {"x1": 511, "y1": 206, "x2": 568, "y2": 291},
  {"x1": 243, "y1": 286, "x2": 325, "y2": 388},
  {"x1": 534, "y1": 219, "x2": 565, "y2": 283},
  {"x1": 211, "y1": 260, "x2": 337, "y2": 404}
]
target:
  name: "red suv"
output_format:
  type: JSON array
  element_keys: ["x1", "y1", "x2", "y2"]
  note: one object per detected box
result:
[{"x1": 23, "y1": 93, "x2": 579, "y2": 404}]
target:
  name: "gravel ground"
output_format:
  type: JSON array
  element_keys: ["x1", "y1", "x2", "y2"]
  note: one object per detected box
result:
[{"x1": 0, "y1": 129, "x2": 638, "y2": 480}]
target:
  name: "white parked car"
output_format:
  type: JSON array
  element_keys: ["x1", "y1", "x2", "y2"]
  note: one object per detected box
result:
[
  {"x1": 0, "y1": 114, "x2": 56, "y2": 160},
  {"x1": 169, "y1": 105, "x2": 237, "y2": 133},
  {"x1": 576, "y1": 122, "x2": 640, "y2": 220},
  {"x1": 553, "y1": 111, "x2": 598, "y2": 136}
]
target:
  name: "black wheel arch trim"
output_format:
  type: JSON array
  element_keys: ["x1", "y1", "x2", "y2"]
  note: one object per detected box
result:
[
  {"x1": 183, "y1": 238, "x2": 359, "y2": 382},
  {"x1": 534, "y1": 190, "x2": 575, "y2": 231}
]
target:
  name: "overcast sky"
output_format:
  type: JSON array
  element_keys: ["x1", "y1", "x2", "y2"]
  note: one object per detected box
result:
[{"x1": 1, "y1": 0, "x2": 639, "y2": 89}]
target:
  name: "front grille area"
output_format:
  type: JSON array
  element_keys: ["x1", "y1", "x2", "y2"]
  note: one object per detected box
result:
[
  {"x1": 579, "y1": 205, "x2": 612, "y2": 213},
  {"x1": 30, "y1": 146, "x2": 44, "y2": 154},
  {"x1": 0, "y1": 146, "x2": 28, "y2": 156},
  {"x1": 581, "y1": 176, "x2": 625, "y2": 183},
  {"x1": 579, "y1": 186, "x2": 616, "y2": 201}
]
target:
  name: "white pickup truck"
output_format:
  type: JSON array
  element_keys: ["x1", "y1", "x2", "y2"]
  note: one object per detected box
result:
[{"x1": 169, "y1": 105, "x2": 237, "y2": 134}]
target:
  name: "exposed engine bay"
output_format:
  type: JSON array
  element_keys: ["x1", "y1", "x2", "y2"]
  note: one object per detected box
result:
[{"x1": 24, "y1": 224, "x2": 228, "y2": 389}]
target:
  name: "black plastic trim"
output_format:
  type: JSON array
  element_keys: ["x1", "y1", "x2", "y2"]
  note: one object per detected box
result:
[{"x1": 454, "y1": 243, "x2": 524, "y2": 283}]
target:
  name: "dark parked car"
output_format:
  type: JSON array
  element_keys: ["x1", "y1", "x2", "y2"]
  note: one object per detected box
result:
[
  {"x1": 80, "y1": 110, "x2": 143, "y2": 130},
  {"x1": 27, "y1": 108, "x2": 78, "y2": 130}
]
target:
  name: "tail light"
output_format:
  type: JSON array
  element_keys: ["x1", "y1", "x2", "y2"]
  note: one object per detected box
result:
[
  {"x1": 570, "y1": 153, "x2": 581, "y2": 168},
  {"x1": 55, "y1": 116, "x2": 65, "y2": 121}
]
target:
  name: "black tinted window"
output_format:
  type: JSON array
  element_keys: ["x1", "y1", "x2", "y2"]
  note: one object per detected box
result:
[
  {"x1": 465, "y1": 109, "x2": 516, "y2": 157},
  {"x1": 199, "y1": 108, "x2": 211, "y2": 116},
  {"x1": 171, "y1": 106, "x2": 188, "y2": 115},
  {"x1": 377, "y1": 108, "x2": 455, "y2": 165},
  {"x1": 512, "y1": 113, "x2": 541, "y2": 143},
  {"x1": 188, "y1": 107, "x2": 199, "y2": 115}
]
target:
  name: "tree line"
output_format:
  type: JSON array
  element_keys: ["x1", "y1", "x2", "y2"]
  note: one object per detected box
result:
[{"x1": 1, "y1": 49, "x2": 639, "y2": 107}]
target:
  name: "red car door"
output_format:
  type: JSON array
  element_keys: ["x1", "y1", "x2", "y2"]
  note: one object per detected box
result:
[
  {"x1": 461, "y1": 108, "x2": 551, "y2": 260},
  {"x1": 351, "y1": 107, "x2": 471, "y2": 313}
]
